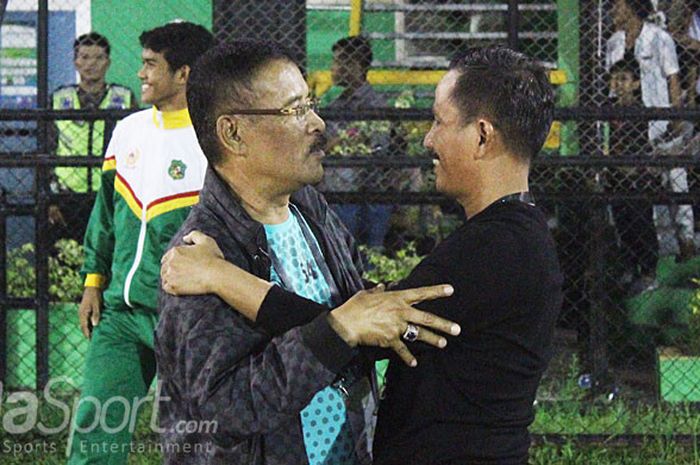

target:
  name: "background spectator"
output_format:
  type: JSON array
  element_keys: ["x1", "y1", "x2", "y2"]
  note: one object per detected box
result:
[
  {"x1": 608, "y1": 55, "x2": 659, "y2": 287},
  {"x1": 321, "y1": 35, "x2": 393, "y2": 249},
  {"x1": 49, "y1": 32, "x2": 136, "y2": 243},
  {"x1": 664, "y1": 0, "x2": 700, "y2": 105},
  {"x1": 606, "y1": 0, "x2": 695, "y2": 260}
]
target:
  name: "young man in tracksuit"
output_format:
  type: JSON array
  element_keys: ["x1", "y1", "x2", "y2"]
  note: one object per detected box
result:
[{"x1": 67, "y1": 22, "x2": 213, "y2": 465}]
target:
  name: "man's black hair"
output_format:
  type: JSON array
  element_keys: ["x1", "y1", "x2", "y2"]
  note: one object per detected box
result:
[
  {"x1": 74, "y1": 32, "x2": 110, "y2": 58},
  {"x1": 139, "y1": 21, "x2": 214, "y2": 73},
  {"x1": 187, "y1": 40, "x2": 296, "y2": 165},
  {"x1": 449, "y1": 46, "x2": 554, "y2": 161},
  {"x1": 332, "y1": 36, "x2": 373, "y2": 73},
  {"x1": 609, "y1": 53, "x2": 640, "y2": 81},
  {"x1": 623, "y1": 0, "x2": 654, "y2": 21}
]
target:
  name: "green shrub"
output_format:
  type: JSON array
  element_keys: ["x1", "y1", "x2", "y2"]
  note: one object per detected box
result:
[
  {"x1": 361, "y1": 242, "x2": 423, "y2": 283},
  {"x1": 7, "y1": 239, "x2": 84, "y2": 302}
]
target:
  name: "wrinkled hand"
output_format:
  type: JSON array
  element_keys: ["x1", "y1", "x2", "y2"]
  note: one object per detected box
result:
[
  {"x1": 79, "y1": 287, "x2": 102, "y2": 339},
  {"x1": 48, "y1": 205, "x2": 66, "y2": 227},
  {"x1": 161, "y1": 230, "x2": 225, "y2": 296},
  {"x1": 328, "y1": 284, "x2": 460, "y2": 367}
]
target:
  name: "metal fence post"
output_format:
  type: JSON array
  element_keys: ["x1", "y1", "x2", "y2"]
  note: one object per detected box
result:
[
  {"x1": 588, "y1": 199, "x2": 610, "y2": 397},
  {"x1": 36, "y1": 0, "x2": 51, "y2": 390},
  {"x1": 507, "y1": 0, "x2": 520, "y2": 51}
]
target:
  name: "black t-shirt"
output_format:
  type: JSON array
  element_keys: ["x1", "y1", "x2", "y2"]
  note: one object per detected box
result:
[
  {"x1": 609, "y1": 100, "x2": 651, "y2": 157},
  {"x1": 372, "y1": 200, "x2": 563, "y2": 465}
]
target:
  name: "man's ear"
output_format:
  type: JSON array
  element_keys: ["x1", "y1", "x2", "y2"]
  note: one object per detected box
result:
[
  {"x1": 176, "y1": 64, "x2": 191, "y2": 85},
  {"x1": 475, "y1": 119, "x2": 497, "y2": 158},
  {"x1": 216, "y1": 115, "x2": 247, "y2": 155}
]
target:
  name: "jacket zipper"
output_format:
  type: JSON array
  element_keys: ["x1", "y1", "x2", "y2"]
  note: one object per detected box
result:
[{"x1": 123, "y1": 208, "x2": 148, "y2": 308}]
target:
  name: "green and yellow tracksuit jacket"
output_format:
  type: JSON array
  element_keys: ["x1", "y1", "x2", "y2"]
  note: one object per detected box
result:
[{"x1": 81, "y1": 107, "x2": 207, "y2": 311}]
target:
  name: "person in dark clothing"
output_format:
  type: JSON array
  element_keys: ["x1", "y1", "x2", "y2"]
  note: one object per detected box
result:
[
  {"x1": 608, "y1": 54, "x2": 659, "y2": 281},
  {"x1": 155, "y1": 41, "x2": 459, "y2": 465},
  {"x1": 323, "y1": 35, "x2": 393, "y2": 248},
  {"x1": 162, "y1": 46, "x2": 563, "y2": 464}
]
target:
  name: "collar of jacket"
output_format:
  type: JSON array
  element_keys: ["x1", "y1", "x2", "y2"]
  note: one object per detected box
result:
[
  {"x1": 151, "y1": 106, "x2": 192, "y2": 129},
  {"x1": 198, "y1": 166, "x2": 330, "y2": 258}
]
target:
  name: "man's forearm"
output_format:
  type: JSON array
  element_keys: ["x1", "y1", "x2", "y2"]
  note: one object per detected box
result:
[
  {"x1": 208, "y1": 259, "x2": 274, "y2": 322},
  {"x1": 207, "y1": 259, "x2": 329, "y2": 334}
]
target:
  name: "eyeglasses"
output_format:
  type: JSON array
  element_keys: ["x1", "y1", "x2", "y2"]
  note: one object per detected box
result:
[{"x1": 225, "y1": 97, "x2": 319, "y2": 120}]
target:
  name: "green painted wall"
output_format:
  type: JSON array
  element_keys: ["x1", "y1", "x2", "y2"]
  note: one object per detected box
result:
[
  {"x1": 89, "y1": 3, "x2": 394, "y2": 106},
  {"x1": 557, "y1": 0, "x2": 580, "y2": 155},
  {"x1": 92, "y1": 0, "x2": 212, "y2": 106},
  {"x1": 307, "y1": 10, "x2": 395, "y2": 71}
]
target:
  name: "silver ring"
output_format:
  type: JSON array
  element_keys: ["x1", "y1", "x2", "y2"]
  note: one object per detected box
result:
[{"x1": 402, "y1": 324, "x2": 419, "y2": 343}]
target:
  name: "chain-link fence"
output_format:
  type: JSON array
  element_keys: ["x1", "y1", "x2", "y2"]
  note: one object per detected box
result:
[{"x1": 1, "y1": 0, "x2": 700, "y2": 451}]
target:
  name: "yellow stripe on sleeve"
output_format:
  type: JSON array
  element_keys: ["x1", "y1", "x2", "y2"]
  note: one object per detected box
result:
[
  {"x1": 102, "y1": 158, "x2": 117, "y2": 171},
  {"x1": 84, "y1": 274, "x2": 106, "y2": 288},
  {"x1": 146, "y1": 194, "x2": 200, "y2": 222}
]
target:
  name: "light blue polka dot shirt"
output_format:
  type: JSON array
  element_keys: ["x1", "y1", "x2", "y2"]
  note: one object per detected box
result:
[{"x1": 264, "y1": 207, "x2": 357, "y2": 465}]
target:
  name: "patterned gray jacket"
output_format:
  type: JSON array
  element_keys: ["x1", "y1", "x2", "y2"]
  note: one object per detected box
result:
[{"x1": 155, "y1": 167, "x2": 373, "y2": 465}]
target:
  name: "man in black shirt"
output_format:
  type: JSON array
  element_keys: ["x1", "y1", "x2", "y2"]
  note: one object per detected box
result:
[
  {"x1": 161, "y1": 46, "x2": 563, "y2": 464},
  {"x1": 369, "y1": 47, "x2": 563, "y2": 464}
]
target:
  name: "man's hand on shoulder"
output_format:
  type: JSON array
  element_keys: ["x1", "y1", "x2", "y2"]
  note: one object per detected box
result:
[{"x1": 161, "y1": 230, "x2": 226, "y2": 297}]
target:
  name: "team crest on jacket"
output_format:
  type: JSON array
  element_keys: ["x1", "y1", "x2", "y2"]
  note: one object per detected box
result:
[
  {"x1": 126, "y1": 149, "x2": 140, "y2": 169},
  {"x1": 168, "y1": 160, "x2": 187, "y2": 180}
]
